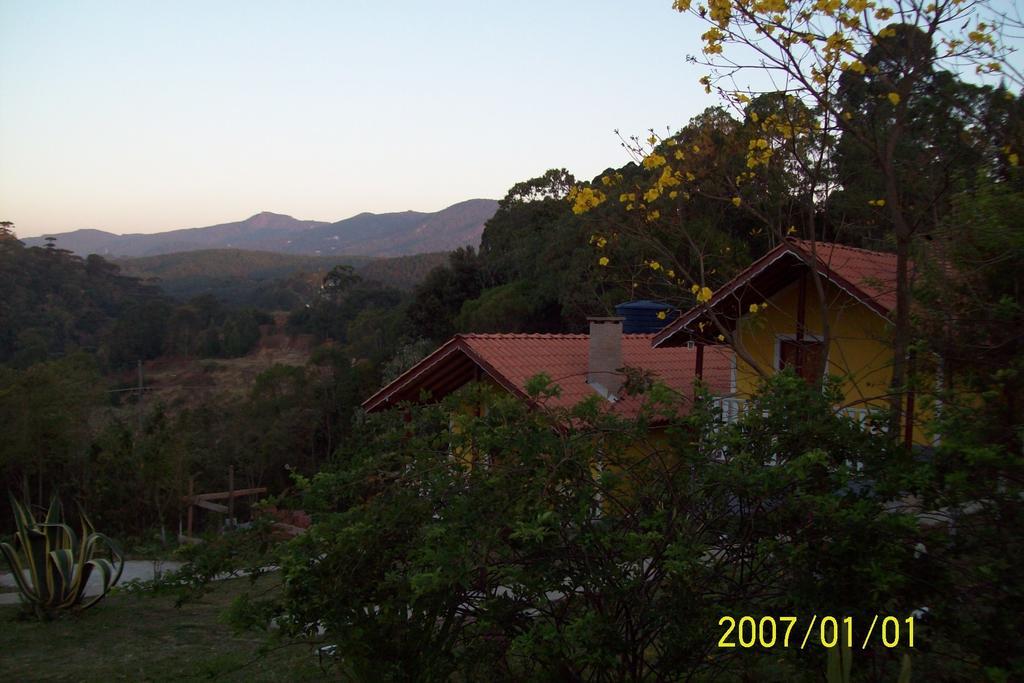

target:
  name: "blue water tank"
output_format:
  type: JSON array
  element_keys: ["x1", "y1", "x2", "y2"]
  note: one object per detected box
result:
[{"x1": 614, "y1": 300, "x2": 678, "y2": 333}]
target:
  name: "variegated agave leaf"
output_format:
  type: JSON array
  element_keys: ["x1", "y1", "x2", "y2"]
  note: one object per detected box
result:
[{"x1": 1, "y1": 493, "x2": 125, "y2": 617}]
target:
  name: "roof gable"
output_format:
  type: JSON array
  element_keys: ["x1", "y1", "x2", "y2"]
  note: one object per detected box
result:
[{"x1": 653, "y1": 239, "x2": 899, "y2": 348}]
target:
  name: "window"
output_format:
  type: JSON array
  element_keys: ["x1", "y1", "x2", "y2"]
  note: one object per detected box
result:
[{"x1": 777, "y1": 337, "x2": 825, "y2": 384}]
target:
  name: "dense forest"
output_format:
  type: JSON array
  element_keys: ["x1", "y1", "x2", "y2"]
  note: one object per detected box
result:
[{"x1": 2, "y1": 13, "x2": 1024, "y2": 678}]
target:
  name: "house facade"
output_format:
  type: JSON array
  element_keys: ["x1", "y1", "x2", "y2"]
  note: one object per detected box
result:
[{"x1": 653, "y1": 239, "x2": 930, "y2": 445}]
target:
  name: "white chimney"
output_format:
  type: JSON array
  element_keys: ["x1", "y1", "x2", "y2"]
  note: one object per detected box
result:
[{"x1": 587, "y1": 316, "x2": 624, "y2": 400}]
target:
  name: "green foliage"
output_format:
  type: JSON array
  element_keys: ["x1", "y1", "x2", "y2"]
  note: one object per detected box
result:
[
  {"x1": 116, "y1": 248, "x2": 445, "y2": 306},
  {"x1": 0, "y1": 494, "x2": 124, "y2": 619},
  {"x1": 209, "y1": 376, "x2": 924, "y2": 680},
  {"x1": 0, "y1": 354, "x2": 102, "y2": 514},
  {"x1": 831, "y1": 26, "x2": 1022, "y2": 246},
  {"x1": 907, "y1": 178, "x2": 1024, "y2": 681},
  {"x1": 454, "y1": 280, "x2": 558, "y2": 333},
  {"x1": 0, "y1": 239, "x2": 163, "y2": 367},
  {"x1": 407, "y1": 247, "x2": 486, "y2": 341},
  {"x1": 287, "y1": 273, "x2": 405, "y2": 345}
]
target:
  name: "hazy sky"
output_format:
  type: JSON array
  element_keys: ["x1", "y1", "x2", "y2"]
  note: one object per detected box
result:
[{"x1": 0, "y1": 1, "x2": 717, "y2": 237}]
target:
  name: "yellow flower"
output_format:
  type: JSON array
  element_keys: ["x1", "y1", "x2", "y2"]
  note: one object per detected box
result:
[
  {"x1": 596, "y1": 237, "x2": 607, "y2": 248},
  {"x1": 692, "y1": 144, "x2": 701, "y2": 153},
  {"x1": 717, "y1": 334, "x2": 726, "y2": 342},
  {"x1": 1010, "y1": 153, "x2": 1020, "y2": 167},
  {"x1": 886, "y1": 92, "x2": 900, "y2": 105},
  {"x1": 642, "y1": 153, "x2": 667, "y2": 169},
  {"x1": 598, "y1": 256, "x2": 610, "y2": 267},
  {"x1": 868, "y1": 198, "x2": 886, "y2": 207},
  {"x1": 571, "y1": 187, "x2": 607, "y2": 215},
  {"x1": 667, "y1": 269, "x2": 675, "y2": 278},
  {"x1": 657, "y1": 310, "x2": 667, "y2": 320},
  {"x1": 786, "y1": 225, "x2": 797, "y2": 235},
  {"x1": 731, "y1": 196, "x2": 742, "y2": 207},
  {"x1": 749, "y1": 303, "x2": 759, "y2": 313},
  {"x1": 696, "y1": 286, "x2": 713, "y2": 303},
  {"x1": 691, "y1": 283, "x2": 701, "y2": 294},
  {"x1": 649, "y1": 260, "x2": 662, "y2": 271}
]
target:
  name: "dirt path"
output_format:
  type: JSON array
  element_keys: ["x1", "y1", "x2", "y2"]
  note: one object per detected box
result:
[{"x1": 0, "y1": 560, "x2": 183, "y2": 605}]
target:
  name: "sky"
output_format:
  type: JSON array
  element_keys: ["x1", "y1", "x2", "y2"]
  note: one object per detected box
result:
[{"x1": 0, "y1": 1, "x2": 717, "y2": 237}]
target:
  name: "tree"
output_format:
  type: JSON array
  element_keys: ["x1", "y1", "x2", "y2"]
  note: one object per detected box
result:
[
  {"x1": 575, "y1": 0, "x2": 1016, "y2": 426},
  {"x1": 321, "y1": 264, "x2": 360, "y2": 300},
  {"x1": 407, "y1": 247, "x2": 485, "y2": 342},
  {"x1": 680, "y1": 0, "x2": 1014, "y2": 424},
  {"x1": 0, "y1": 354, "x2": 102, "y2": 510},
  {"x1": 208, "y1": 376, "x2": 926, "y2": 680}
]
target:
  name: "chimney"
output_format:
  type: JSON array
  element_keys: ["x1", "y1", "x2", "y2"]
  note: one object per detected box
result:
[{"x1": 587, "y1": 316, "x2": 624, "y2": 400}]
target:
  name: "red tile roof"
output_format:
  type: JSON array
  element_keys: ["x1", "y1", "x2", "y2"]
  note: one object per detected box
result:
[
  {"x1": 654, "y1": 239, "x2": 899, "y2": 347},
  {"x1": 790, "y1": 239, "x2": 898, "y2": 312},
  {"x1": 362, "y1": 333, "x2": 733, "y2": 417}
]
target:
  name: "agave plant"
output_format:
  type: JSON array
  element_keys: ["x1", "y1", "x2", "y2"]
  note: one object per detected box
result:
[{"x1": 1, "y1": 494, "x2": 124, "y2": 618}]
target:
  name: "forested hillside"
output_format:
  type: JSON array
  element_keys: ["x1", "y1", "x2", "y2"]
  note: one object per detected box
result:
[{"x1": 116, "y1": 249, "x2": 447, "y2": 307}]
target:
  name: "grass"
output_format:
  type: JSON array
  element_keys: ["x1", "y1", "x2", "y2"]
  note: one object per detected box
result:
[{"x1": 0, "y1": 577, "x2": 327, "y2": 682}]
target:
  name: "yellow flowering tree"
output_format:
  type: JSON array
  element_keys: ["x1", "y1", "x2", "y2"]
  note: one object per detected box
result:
[
  {"x1": 572, "y1": 99, "x2": 829, "y2": 377},
  {"x1": 671, "y1": 0, "x2": 1015, "y2": 422},
  {"x1": 573, "y1": 0, "x2": 1017, "y2": 417}
]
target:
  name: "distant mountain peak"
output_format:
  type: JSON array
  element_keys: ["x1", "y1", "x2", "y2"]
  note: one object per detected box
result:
[
  {"x1": 23, "y1": 199, "x2": 499, "y2": 258},
  {"x1": 244, "y1": 211, "x2": 300, "y2": 229}
]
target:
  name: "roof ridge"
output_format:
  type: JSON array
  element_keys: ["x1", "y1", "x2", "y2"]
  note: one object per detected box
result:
[
  {"x1": 457, "y1": 332, "x2": 659, "y2": 340},
  {"x1": 791, "y1": 238, "x2": 896, "y2": 260},
  {"x1": 459, "y1": 333, "x2": 587, "y2": 339}
]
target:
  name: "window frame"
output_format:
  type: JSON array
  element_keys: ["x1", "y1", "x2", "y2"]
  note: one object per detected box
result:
[{"x1": 773, "y1": 332, "x2": 829, "y2": 381}]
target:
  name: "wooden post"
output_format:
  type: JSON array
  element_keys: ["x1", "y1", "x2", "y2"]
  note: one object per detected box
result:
[
  {"x1": 228, "y1": 466, "x2": 235, "y2": 526},
  {"x1": 904, "y1": 351, "x2": 916, "y2": 451},
  {"x1": 795, "y1": 273, "x2": 807, "y2": 376},
  {"x1": 136, "y1": 360, "x2": 144, "y2": 435},
  {"x1": 186, "y1": 477, "x2": 195, "y2": 539}
]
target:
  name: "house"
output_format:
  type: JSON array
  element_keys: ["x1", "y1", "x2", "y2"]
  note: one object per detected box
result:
[
  {"x1": 362, "y1": 310, "x2": 733, "y2": 419},
  {"x1": 652, "y1": 238, "x2": 929, "y2": 445},
  {"x1": 364, "y1": 239, "x2": 928, "y2": 445}
]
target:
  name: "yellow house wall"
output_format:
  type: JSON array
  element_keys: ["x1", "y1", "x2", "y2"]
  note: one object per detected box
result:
[{"x1": 731, "y1": 273, "x2": 931, "y2": 444}]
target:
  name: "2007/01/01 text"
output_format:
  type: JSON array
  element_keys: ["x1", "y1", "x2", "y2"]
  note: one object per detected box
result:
[{"x1": 718, "y1": 615, "x2": 915, "y2": 649}]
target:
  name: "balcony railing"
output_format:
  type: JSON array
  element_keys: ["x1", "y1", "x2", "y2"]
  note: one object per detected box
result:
[{"x1": 712, "y1": 397, "x2": 884, "y2": 431}]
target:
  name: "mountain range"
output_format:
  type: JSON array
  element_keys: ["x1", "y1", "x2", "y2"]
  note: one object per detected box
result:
[{"x1": 22, "y1": 199, "x2": 499, "y2": 258}]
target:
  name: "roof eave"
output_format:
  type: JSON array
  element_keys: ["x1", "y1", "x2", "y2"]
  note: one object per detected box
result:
[
  {"x1": 361, "y1": 335, "x2": 535, "y2": 413},
  {"x1": 651, "y1": 241, "x2": 893, "y2": 348}
]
